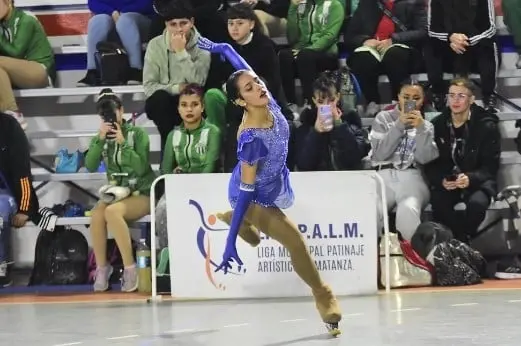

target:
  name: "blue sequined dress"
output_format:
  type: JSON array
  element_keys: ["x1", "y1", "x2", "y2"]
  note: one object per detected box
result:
[
  {"x1": 228, "y1": 99, "x2": 294, "y2": 209},
  {"x1": 197, "y1": 38, "x2": 294, "y2": 210}
]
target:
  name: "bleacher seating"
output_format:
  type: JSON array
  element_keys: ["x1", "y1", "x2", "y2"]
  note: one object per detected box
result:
[{"x1": 6, "y1": 0, "x2": 521, "y2": 283}]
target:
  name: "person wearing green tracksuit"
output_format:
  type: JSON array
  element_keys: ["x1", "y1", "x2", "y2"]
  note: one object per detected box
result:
[
  {"x1": 0, "y1": 0, "x2": 55, "y2": 129},
  {"x1": 278, "y1": 0, "x2": 345, "y2": 105},
  {"x1": 85, "y1": 88, "x2": 156, "y2": 293},
  {"x1": 502, "y1": 0, "x2": 521, "y2": 68},
  {"x1": 160, "y1": 83, "x2": 222, "y2": 175},
  {"x1": 155, "y1": 83, "x2": 221, "y2": 273}
]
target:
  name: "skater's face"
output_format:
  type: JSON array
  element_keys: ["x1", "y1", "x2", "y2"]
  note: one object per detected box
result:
[
  {"x1": 447, "y1": 85, "x2": 474, "y2": 114},
  {"x1": 234, "y1": 71, "x2": 269, "y2": 108},
  {"x1": 227, "y1": 18, "x2": 254, "y2": 43},
  {"x1": 178, "y1": 93, "x2": 204, "y2": 125},
  {"x1": 398, "y1": 85, "x2": 424, "y2": 112}
]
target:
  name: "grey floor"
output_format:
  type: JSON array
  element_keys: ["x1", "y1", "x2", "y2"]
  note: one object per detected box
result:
[{"x1": 2, "y1": 289, "x2": 521, "y2": 346}]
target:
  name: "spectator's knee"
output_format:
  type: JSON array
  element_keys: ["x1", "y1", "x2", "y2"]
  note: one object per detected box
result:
[
  {"x1": 115, "y1": 13, "x2": 137, "y2": 32},
  {"x1": 88, "y1": 14, "x2": 112, "y2": 30},
  {"x1": 145, "y1": 90, "x2": 173, "y2": 114},
  {"x1": 90, "y1": 205, "x2": 106, "y2": 225},
  {"x1": 395, "y1": 198, "x2": 423, "y2": 240},
  {"x1": 104, "y1": 203, "x2": 124, "y2": 222},
  {"x1": 295, "y1": 49, "x2": 315, "y2": 63}
]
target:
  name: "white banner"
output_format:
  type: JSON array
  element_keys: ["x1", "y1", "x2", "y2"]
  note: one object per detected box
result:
[{"x1": 165, "y1": 171, "x2": 378, "y2": 299}]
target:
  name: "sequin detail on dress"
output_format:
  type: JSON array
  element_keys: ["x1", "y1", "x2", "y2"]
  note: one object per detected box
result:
[{"x1": 228, "y1": 101, "x2": 294, "y2": 209}]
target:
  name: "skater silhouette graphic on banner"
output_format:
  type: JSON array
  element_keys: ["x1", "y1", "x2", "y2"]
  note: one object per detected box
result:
[{"x1": 191, "y1": 199, "x2": 247, "y2": 290}]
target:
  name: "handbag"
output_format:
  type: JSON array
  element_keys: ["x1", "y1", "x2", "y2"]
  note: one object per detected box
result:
[
  {"x1": 95, "y1": 41, "x2": 130, "y2": 85},
  {"x1": 54, "y1": 148, "x2": 83, "y2": 174},
  {"x1": 379, "y1": 232, "x2": 433, "y2": 288}
]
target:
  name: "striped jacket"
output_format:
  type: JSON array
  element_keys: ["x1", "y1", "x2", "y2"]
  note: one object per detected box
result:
[
  {"x1": 427, "y1": 0, "x2": 496, "y2": 46},
  {"x1": 0, "y1": 112, "x2": 39, "y2": 219}
]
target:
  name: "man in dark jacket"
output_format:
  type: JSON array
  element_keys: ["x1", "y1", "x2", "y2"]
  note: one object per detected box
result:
[
  {"x1": 295, "y1": 73, "x2": 370, "y2": 171},
  {"x1": 424, "y1": 78, "x2": 500, "y2": 242},
  {"x1": 425, "y1": 0, "x2": 498, "y2": 112},
  {"x1": 0, "y1": 112, "x2": 39, "y2": 285}
]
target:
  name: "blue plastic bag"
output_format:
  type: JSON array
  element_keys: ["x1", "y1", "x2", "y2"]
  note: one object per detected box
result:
[{"x1": 55, "y1": 148, "x2": 83, "y2": 174}]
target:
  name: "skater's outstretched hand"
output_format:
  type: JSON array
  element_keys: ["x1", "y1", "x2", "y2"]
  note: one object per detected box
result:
[
  {"x1": 197, "y1": 37, "x2": 231, "y2": 55},
  {"x1": 215, "y1": 243, "x2": 243, "y2": 274}
]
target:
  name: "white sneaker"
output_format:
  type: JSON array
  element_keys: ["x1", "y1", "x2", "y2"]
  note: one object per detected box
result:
[{"x1": 4, "y1": 110, "x2": 27, "y2": 130}]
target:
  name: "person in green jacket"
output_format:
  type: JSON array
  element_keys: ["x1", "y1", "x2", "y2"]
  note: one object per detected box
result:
[
  {"x1": 278, "y1": 0, "x2": 344, "y2": 105},
  {"x1": 155, "y1": 83, "x2": 221, "y2": 261},
  {"x1": 161, "y1": 83, "x2": 222, "y2": 174},
  {"x1": 0, "y1": 0, "x2": 55, "y2": 130},
  {"x1": 85, "y1": 88, "x2": 156, "y2": 293}
]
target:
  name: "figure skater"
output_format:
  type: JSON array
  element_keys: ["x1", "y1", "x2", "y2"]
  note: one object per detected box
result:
[{"x1": 197, "y1": 36, "x2": 342, "y2": 336}]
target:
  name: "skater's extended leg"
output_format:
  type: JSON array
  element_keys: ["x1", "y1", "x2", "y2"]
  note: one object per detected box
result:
[
  {"x1": 217, "y1": 210, "x2": 261, "y2": 247},
  {"x1": 246, "y1": 204, "x2": 342, "y2": 323}
]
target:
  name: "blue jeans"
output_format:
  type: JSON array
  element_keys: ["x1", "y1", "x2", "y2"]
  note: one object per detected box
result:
[
  {"x1": 87, "y1": 13, "x2": 151, "y2": 70},
  {"x1": 0, "y1": 194, "x2": 15, "y2": 263}
]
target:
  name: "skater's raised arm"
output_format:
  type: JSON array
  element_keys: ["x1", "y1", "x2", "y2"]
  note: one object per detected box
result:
[{"x1": 197, "y1": 36, "x2": 279, "y2": 111}]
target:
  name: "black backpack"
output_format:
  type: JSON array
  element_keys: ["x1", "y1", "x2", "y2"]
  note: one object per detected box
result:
[
  {"x1": 95, "y1": 41, "x2": 130, "y2": 85},
  {"x1": 29, "y1": 226, "x2": 89, "y2": 286}
]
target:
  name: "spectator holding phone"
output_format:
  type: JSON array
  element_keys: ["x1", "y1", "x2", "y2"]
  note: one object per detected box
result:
[
  {"x1": 424, "y1": 78, "x2": 500, "y2": 243},
  {"x1": 295, "y1": 72, "x2": 369, "y2": 171},
  {"x1": 369, "y1": 79, "x2": 438, "y2": 240},
  {"x1": 85, "y1": 88, "x2": 156, "y2": 292}
]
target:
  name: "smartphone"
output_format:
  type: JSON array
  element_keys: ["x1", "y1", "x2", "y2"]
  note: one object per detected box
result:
[
  {"x1": 445, "y1": 174, "x2": 458, "y2": 182},
  {"x1": 318, "y1": 104, "x2": 333, "y2": 131},
  {"x1": 404, "y1": 100, "x2": 416, "y2": 113}
]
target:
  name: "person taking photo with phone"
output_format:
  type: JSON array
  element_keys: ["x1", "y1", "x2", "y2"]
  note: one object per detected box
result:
[
  {"x1": 424, "y1": 78, "x2": 500, "y2": 243},
  {"x1": 369, "y1": 79, "x2": 439, "y2": 240},
  {"x1": 295, "y1": 72, "x2": 370, "y2": 172},
  {"x1": 84, "y1": 88, "x2": 157, "y2": 292}
]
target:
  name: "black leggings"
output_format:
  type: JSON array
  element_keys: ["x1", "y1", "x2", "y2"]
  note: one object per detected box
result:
[
  {"x1": 279, "y1": 49, "x2": 338, "y2": 104},
  {"x1": 424, "y1": 37, "x2": 498, "y2": 97},
  {"x1": 144, "y1": 90, "x2": 181, "y2": 152},
  {"x1": 430, "y1": 188, "x2": 490, "y2": 242},
  {"x1": 348, "y1": 46, "x2": 412, "y2": 103}
]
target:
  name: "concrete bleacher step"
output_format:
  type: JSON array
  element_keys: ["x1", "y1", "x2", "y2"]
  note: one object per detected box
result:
[
  {"x1": 14, "y1": 85, "x2": 143, "y2": 98},
  {"x1": 31, "y1": 164, "x2": 160, "y2": 182}
]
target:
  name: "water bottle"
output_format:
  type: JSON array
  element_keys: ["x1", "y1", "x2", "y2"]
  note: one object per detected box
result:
[{"x1": 136, "y1": 238, "x2": 152, "y2": 293}]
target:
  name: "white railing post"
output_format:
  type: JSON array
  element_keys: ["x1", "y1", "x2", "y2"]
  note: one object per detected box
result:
[
  {"x1": 372, "y1": 172, "x2": 391, "y2": 293},
  {"x1": 148, "y1": 174, "x2": 167, "y2": 302}
]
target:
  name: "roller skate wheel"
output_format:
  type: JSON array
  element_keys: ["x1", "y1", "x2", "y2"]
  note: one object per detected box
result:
[{"x1": 326, "y1": 322, "x2": 341, "y2": 337}]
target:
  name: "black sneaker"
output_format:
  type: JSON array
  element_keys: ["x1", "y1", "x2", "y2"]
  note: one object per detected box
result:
[
  {"x1": 127, "y1": 68, "x2": 142, "y2": 85},
  {"x1": 495, "y1": 262, "x2": 521, "y2": 280},
  {"x1": 77, "y1": 69, "x2": 99, "y2": 87},
  {"x1": 483, "y1": 94, "x2": 499, "y2": 113}
]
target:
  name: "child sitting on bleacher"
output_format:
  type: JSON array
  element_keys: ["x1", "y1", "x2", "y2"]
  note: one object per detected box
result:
[
  {"x1": 0, "y1": 0, "x2": 55, "y2": 130},
  {"x1": 84, "y1": 88, "x2": 157, "y2": 292}
]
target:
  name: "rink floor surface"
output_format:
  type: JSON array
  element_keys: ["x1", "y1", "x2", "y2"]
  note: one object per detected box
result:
[{"x1": 1, "y1": 280, "x2": 521, "y2": 346}]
